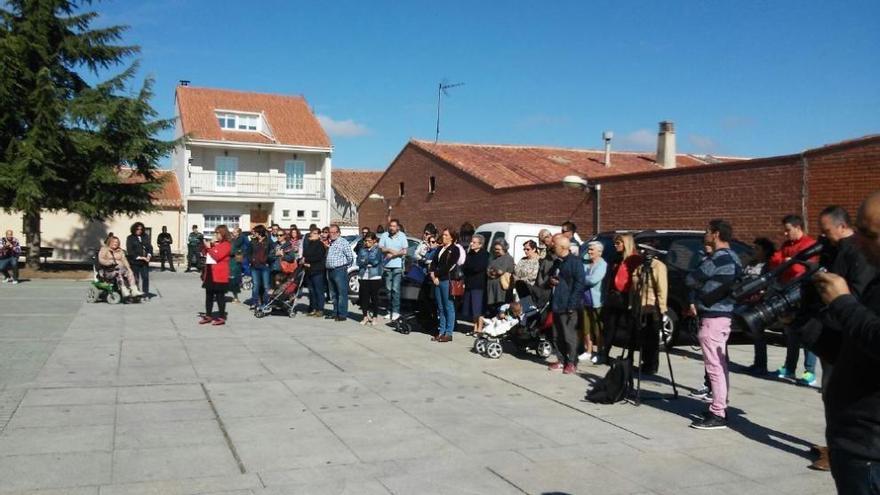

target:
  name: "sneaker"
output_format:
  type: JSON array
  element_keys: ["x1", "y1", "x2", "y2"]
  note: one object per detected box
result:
[
  {"x1": 690, "y1": 412, "x2": 727, "y2": 430},
  {"x1": 776, "y1": 366, "x2": 796, "y2": 380},
  {"x1": 2, "y1": 277, "x2": 11, "y2": 283},
  {"x1": 360, "y1": 318, "x2": 369, "y2": 326},
  {"x1": 390, "y1": 313, "x2": 400, "y2": 321},
  {"x1": 547, "y1": 362, "x2": 563, "y2": 371},
  {"x1": 9, "y1": 280, "x2": 18, "y2": 284},
  {"x1": 578, "y1": 352, "x2": 592, "y2": 362},
  {"x1": 702, "y1": 391, "x2": 715, "y2": 403},
  {"x1": 689, "y1": 387, "x2": 711, "y2": 400},
  {"x1": 798, "y1": 371, "x2": 818, "y2": 387},
  {"x1": 562, "y1": 363, "x2": 577, "y2": 375}
]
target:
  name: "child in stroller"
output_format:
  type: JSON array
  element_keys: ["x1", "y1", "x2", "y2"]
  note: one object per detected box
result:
[
  {"x1": 254, "y1": 262, "x2": 305, "y2": 318},
  {"x1": 473, "y1": 287, "x2": 553, "y2": 359}
]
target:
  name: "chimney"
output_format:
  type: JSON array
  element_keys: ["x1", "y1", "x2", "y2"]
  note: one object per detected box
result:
[
  {"x1": 602, "y1": 131, "x2": 614, "y2": 167},
  {"x1": 178, "y1": 80, "x2": 190, "y2": 86},
  {"x1": 657, "y1": 121, "x2": 676, "y2": 169}
]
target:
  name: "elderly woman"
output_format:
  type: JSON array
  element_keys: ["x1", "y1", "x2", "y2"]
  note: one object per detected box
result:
[
  {"x1": 514, "y1": 240, "x2": 540, "y2": 285},
  {"x1": 461, "y1": 234, "x2": 489, "y2": 332},
  {"x1": 486, "y1": 239, "x2": 515, "y2": 313},
  {"x1": 581, "y1": 241, "x2": 608, "y2": 364},
  {"x1": 98, "y1": 236, "x2": 142, "y2": 297}
]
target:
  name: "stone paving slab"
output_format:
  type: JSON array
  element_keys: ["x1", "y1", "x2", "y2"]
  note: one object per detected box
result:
[{"x1": 0, "y1": 274, "x2": 835, "y2": 494}]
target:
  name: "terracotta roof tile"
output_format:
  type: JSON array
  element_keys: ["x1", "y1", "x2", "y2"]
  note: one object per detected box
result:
[
  {"x1": 175, "y1": 86, "x2": 331, "y2": 149},
  {"x1": 410, "y1": 140, "x2": 745, "y2": 189},
  {"x1": 332, "y1": 169, "x2": 383, "y2": 204},
  {"x1": 118, "y1": 169, "x2": 183, "y2": 209}
]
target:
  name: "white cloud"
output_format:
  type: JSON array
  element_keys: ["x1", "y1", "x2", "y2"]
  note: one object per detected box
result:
[
  {"x1": 616, "y1": 129, "x2": 656, "y2": 151},
  {"x1": 317, "y1": 115, "x2": 370, "y2": 137},
  {"x1": 688, "y1": 134, "x2": 719, "y2": 154}
]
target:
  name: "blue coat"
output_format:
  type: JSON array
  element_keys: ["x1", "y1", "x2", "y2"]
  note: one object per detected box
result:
[
  {"x1": 551, "y1": 254, "x2": 586, "y2": 313},
  {"x1": 357, "y1": 246, "x2": 383, "y2": 279}
]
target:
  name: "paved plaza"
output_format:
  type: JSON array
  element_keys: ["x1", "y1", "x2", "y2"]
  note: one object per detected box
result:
[{"x1": 0, "y1": 273, "x2": 834, "y2": 494}]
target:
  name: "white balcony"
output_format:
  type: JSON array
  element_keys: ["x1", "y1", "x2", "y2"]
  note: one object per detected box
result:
[{"x1": 188, "y1": 171, "x2": 325, "y2": 198}]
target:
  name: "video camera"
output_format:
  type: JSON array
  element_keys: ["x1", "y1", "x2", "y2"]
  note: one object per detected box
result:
[
  {"x1": 636, "y1": 243, "x2": 668, "y2": 265},
  {"x1": 732, "y1": 242, "x2": 825, "y2": 335}
]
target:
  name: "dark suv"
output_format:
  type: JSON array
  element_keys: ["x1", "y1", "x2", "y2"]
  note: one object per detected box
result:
[{"x1": 586, "y1": 230, "x2": 753, "y2": 346}]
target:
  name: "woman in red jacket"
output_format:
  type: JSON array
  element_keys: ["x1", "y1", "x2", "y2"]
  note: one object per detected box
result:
[{"x1": 200, "y1": 225, "x2": 232, "y2": 326}]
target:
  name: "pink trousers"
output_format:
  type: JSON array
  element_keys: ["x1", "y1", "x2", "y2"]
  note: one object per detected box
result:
[{"x1": 699, "y1": 316, "x2": 731, "y2": 417}]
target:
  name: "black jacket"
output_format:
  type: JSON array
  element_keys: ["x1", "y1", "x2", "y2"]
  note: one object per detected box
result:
[
  {"x1": 431, "y1": 244, "x2": 459, "y2": 281},
  {"x1": 157, "y1": 233, "x2": 173, "y2": 249},
  {"x1": 822, "y1": 276, "x2": 880, "y2": 461},
  {"x1": 126, "y1": 234, "x2": 153, "y2": 266},
  {"x1": 303, "y1": 240, "x2": 327, "y2": 273},
  {"x1": 462, "y1": 249, "x2": 489, "y2": 290}
]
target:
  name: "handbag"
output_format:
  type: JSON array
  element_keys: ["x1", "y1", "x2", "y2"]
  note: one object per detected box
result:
[
  {"x1": 500, "y1": 272, "x2": 512, "y2": 291},
  {"x1": 449, "y1": 279, "x2": 465, "y2": 297},
  {"x1": 280, "y1": 260, "x2": 297, "y2": 274}
]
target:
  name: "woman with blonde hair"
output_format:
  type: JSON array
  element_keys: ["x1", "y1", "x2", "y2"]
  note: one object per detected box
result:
[
  {"x1": 598, "y1": 233, "x2": 641, "y2": 364},
  {"x1": 98, "y1": 236, "x2": 142, "y2": 297}
]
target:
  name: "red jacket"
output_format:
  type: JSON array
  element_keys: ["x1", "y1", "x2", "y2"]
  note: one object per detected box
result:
[
  {"x1": 612, "y1": 254, "x2": 642, "y2": 293},
  {"x1": 203, "y1": 240, "x2": 232, "y2": 282},
  {"x1": 768, "y1": 234, "x2": 817, "y2": 283}
]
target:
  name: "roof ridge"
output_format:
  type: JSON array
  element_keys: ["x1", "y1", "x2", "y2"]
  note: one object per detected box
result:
[
  {"x1": 333, "y1": 168, "x2": 384, "y2": 173},
  {"x1": 177, "y1": 85, "x2": 307, "y2": 101},
  {"x1": 410, "y1": 138, "x2": 702, "y2": 157}
]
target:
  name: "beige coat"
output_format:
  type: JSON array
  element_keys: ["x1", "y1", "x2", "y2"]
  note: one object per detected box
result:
[
  {"x1": 98, "y1": 246, "x2": 132, "y2": 271},
  {"x1": 631, "y1": 258, "x2": 668, "y2": 314}
]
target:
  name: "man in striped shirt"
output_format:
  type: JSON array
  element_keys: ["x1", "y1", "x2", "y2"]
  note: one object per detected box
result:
[
  {"x1": 686, "y1": 219, "x2": 743, "y2": 430},
  {"x1": 326, "y1": 225, "x2": 355, "y2": 321}
]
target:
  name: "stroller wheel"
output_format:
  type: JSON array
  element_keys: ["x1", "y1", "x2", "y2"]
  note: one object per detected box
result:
[
  {"x1": 86, "y1": 286, "x2": 100, "y2": 303},
  {"x1": 106, "y1": 291, "x2": 122, "y2": 305},
  {"x1": 288, "y1": 306, "x2": 297, "y2": 318},
  {"x1": 536, "y1": 340, "x2": 552, "y2": 358},
  {"x1": 397, "y1": 320, "x2": 411, "y2": 334},
  {"x1": 486, "y1": 341, "x2": 503, "y2": 359},
  {"x1": 254, "y1": 308, "x2": 267, "y2": 318},
  {"x1": 474, "y1": 338, "x2": 488, "y2": 355}
]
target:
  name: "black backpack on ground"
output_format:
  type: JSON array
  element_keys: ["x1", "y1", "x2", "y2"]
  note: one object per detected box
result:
[{"x1": 585, "y1": 359, "x2": 633, "y2": 404}]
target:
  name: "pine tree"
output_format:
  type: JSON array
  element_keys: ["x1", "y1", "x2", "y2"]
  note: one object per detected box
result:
[{"x1": 0, "y1": 0, "x2": 175, "y2": 268}]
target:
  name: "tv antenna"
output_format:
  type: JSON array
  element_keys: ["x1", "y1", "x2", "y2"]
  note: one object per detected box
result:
[{"x1": 435, "y1": 80, "x2": 464, "y2": 143}]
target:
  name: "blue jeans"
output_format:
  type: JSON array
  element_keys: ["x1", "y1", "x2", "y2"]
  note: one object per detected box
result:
[
  {"x1": 831, "y1": 449, "x2": 880, "y2": 495},
  {"x1": 0, "y1": 256, "x2": 18, "y2": 280},
  {"x1": 328, "y1": 267, "x2": 349, "y2": 319},
  {"x1": 308, "y1": 271, "x2": 326, "y2": 312},
  {"x1": 434, "y1": 280, "x2": 455, "y2": 336},
  {"x1": 251, "y1": 267, "x2": 271, "y2": 306},
  {"x1": 383, "y1": 267, "x2": 403, "y2": 315},
  {"x1": 784, "y1": 325, "x2": 816, "y2": 374}
]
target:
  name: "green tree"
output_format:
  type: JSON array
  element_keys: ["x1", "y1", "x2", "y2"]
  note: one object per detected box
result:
[{"x1": 0, "y1": 0, "x2": 175, "y2": 268}]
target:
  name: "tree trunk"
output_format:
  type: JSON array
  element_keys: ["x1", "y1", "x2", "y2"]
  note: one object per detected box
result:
[{"x1": 23, "y1": 208, "x2": 41, "y2": 270}]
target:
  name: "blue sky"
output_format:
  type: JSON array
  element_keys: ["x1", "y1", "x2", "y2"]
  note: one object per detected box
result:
[{"x1": 96, "y1": 0, "x2": 879, "y2": 169}]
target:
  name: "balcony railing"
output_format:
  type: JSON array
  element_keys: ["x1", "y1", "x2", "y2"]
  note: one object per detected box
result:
[{"x1": 188, "y1": 171, "x2": 325, "y2": 198}]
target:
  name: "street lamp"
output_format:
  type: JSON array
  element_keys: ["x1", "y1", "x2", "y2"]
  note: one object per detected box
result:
[{"x1": 562, "y1": 175, "x2": 602, "y2": 234}]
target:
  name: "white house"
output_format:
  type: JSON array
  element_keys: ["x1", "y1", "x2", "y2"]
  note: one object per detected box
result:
[{"x1": 171, "y1": 84, "x2": 333, "y2": 234}]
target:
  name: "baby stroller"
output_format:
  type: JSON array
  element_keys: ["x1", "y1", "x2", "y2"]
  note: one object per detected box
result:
[
  {"x1": 391, "y1": 264, "x2": 435, "y2": 335},
  {"x1": 86, "y1": 253, "x2": 141, "y2": 305},
  {"x1": 254, "y1": 263, "x2": 306, "y2": 318},
  {"x1": 473, "y1": 284, "x2": 553, "y2": 359}
]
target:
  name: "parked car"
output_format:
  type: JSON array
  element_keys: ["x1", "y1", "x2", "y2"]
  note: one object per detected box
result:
[
  {"x1": 586, "y1": 230, "x2": 754, "y2": 346},
  {"x1": 343, "y1": 234, "x2": 422, "y2": 299},
  {"x1": 475, "y1": 222, "x2": 559, "y2": 261}
]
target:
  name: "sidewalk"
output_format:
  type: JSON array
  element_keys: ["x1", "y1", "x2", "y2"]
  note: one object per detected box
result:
[{"x1": 0, "y1": 273, "x2": 833, "y2": 494}]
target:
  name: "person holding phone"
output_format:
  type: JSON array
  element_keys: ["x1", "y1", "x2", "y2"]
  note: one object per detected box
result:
[{"x1": 199, "y1": 225, "x2": 232, "y2": 326}]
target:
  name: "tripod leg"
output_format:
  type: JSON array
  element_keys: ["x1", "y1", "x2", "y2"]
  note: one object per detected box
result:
[{"x1": 665, "y1": 345, "x2": 678, "y2": 399}]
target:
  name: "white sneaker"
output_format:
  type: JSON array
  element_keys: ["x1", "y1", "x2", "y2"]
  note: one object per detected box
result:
[
  {"x1": 578, "y1": 352, "x2": 592, "y2": 362},
  {"x1": 391, "y1": 313, "x2": 400, "y2": 321},
  {"x1": 2, "y1": 278, "x2": 10, "y2": 283},
  {"x1": 130, "y1": 287, "x2": 143, "y2": 297},
  {"x1": 120, "y1": 286, "x2": 132, "y2": 298},
  {"x1": 9, "y1": 279, "x2": 18, "y2": 285}
]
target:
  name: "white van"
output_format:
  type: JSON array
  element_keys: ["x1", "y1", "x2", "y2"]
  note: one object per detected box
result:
[{"x1": 474, "y1": 222, "x2": 559, "y2": 261}]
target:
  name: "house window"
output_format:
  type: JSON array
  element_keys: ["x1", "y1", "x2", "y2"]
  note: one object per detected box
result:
[
  {"x1": 216, "y1": 112, "x2": 259, "y2": 132},
  {"x1": 311, "y1": 210, "x2": 319, "y2": 219},
  {"x1": 428, "y1": 176, "x2": 436, "y2": 193},
  {"x1": 203, "y1": 214, "x2": 240, "y2": 236},
  {"x1": 398, "y1": 182, "x2": 405, "y2": 197},
  {"x1": 282, "y1": 209, "x2": 290, "y2": 218},
  {"x1": 215, "y1": 156, "x2": 238, "y2": 189},
  {"x1": 285, "y1": 160, "x2": 305, "y2": 190},
  {"x1": 297, "y1": 210, "x2": 305, "y2": 218}
]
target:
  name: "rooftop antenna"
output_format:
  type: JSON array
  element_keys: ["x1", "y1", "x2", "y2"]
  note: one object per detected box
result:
[{"x1": 435, "y1": 80, "x2": 464, "y2": 143}]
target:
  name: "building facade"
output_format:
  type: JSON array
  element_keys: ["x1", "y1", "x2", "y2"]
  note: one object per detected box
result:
[
  {"x1": 171, "y1": 85, "x2": 333, "y2": 235},
  {"x1": 359, "y1": 126, "x2": 880, "y2": 242},
  {"x1": 330, "y1": 169, "x2": 383, "y2": 233}
]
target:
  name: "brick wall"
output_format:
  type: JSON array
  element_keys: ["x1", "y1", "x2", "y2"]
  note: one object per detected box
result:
[{"x1": 360, "y1": 138, "x2": 880, "y2": 243}]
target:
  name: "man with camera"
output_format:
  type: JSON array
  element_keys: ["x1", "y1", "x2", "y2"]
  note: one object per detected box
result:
[
  {"x1": 812, "y1": 191, "x2": 880, "y2": 494},
  {"x1": 686, "y1": 219, "x2": 743, "y2": 430}
]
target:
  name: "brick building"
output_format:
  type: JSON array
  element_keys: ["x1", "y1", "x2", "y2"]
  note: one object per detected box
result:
[{"x1": 359, "y1": 128, "x2": 880, "y2": 242}]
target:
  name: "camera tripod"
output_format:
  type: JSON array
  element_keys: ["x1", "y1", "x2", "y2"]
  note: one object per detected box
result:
[{"x1": 624, "y1": 253, "x2": 679, "y2": 405}]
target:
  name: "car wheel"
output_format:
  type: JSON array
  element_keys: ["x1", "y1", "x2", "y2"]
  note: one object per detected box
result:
[
  {"x1": 348, "y1": 271, "x2": 360, "y2": 297},
  {"x1": 661, "y1": 310, "x2": 678, "y2": 348}
]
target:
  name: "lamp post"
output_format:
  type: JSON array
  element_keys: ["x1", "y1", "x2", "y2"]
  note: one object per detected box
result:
[
  {"x1": 368, "y1": 193, "x2": 392, "y2": 225},
  {"x1": 562, "y1": 175, "x2": 601, "y2": 234}
]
